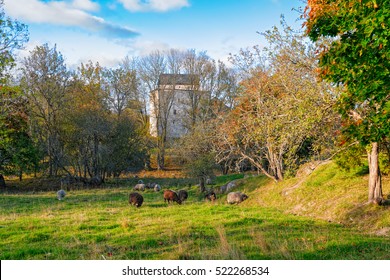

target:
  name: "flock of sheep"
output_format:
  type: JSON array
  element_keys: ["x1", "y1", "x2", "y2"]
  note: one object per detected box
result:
[
  {"x1": 128, "y1": 179, "x2": 249, "y2": 208},
  {"x1": 56, "y1": 179, "x2": 249, "y2": 208}
]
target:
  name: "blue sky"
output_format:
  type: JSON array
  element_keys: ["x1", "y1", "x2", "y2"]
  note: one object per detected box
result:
[{"x1": 4, "y1": 0, "x2": 304, "y2": 68}]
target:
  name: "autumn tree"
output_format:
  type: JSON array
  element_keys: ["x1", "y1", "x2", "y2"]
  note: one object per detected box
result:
[
  {"x1": 304, "y1": 0, "x2": 390, "y2": 204},
  {"x1": 215, "y1": 25, "x2": 337, "y2": 181}
]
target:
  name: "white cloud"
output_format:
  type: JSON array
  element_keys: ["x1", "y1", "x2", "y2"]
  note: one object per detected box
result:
[
  {"x1": 4, "y1": 0, "x2": 139, "y2": 38},
  {"x1": 71, "y1": 0, "x2": 100, "y2": 12},
  {"x1": 118, "y1": 0, "x2": 190, "y2": 12}
]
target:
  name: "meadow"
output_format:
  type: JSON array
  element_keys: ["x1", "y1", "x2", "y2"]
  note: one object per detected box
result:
[{"x1": 1, "y1": 163, "x2": 390, "y2": 260}]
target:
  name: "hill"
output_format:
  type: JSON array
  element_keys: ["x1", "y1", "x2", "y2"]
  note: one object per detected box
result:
[{"x1": 245, "y1": 161, "x2": 390, "y2": 235}]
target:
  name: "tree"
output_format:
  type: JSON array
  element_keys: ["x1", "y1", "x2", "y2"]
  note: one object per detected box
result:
[
  {"x1": 175, "y1": 122, "x2": 217, "y2": 192},
  {"x1": 0, "y1": 0, "x2": 28, "y2": 82},
  {"x1": 0, "y1": 1, "x2": 30, "y2": 182},
  {"x1": 64, "y1": 61, "x2": 110, "y2": 180},
  {"x1": 304, "y1": 0, "x2": 390, "y2": 204},
  {"x1": 0, "y1": 86, "x2": 40, "y2": 180},
  {"x1": 20, "y1": 44, "x2": 70, "y2": 177},
  {"x1": 137, "y1": 51, "x2": 168, "y2": 170},
  {"x1": 215, "y1": 25, "x2": 337, "y2": 181}
]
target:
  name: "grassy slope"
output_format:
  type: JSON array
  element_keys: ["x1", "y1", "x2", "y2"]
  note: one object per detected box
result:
[
  {"x1": 0, "y1": 162, "x2": 389, "y2": 260},
  {"x1": 250, "y1": 162, "x2": 390, "y2": 232}
]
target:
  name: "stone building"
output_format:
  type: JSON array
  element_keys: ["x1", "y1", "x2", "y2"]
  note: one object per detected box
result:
[{"x1": 149, "y1": 74, "x2": 200, "y2": 139}]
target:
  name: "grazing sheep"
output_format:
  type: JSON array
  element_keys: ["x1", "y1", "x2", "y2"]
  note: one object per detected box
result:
[
  {"x1": 154, "y1": 184, "x2": 161, "y2": 192},
  {"x1": 227, "y1": 192, "x2": 248, "y2": 204},
  {"x1": 57, "y1": 189, "x2": 66, "y2": 200},
  {"x1": 138, "y1": 179, "x2": 144, "y2": 184},
  {"x1": 163, "y1": 190, "x2": 181, "y2": 205},
  {"x1": 205, "y1": 191, "x2": 217, "y2": 202},
  {"x1": 178, "y1": 189, "x2": 188, "y2": 202},
  {"x1": 129, "y1": 192, "x2": 143, "y2": 208},
  {"x1": 133, "y1": 183, "x2": 146, "y2": 191},
  {"x1": 219, "y1": 184, "x2": 227, "y2": 194},
  {"x1": 219, "y1": 180, "x2": 237, "y2": 194}
]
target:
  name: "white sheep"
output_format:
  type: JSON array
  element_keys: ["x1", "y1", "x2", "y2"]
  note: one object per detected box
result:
[{"x1": 57, "y1": 189, "x2": 66, "y2": 200}]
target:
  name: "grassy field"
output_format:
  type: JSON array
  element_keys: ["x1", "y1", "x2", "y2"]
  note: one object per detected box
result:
[{"x1": 1, "y1": 163, "x2": 390, "y2": 260}]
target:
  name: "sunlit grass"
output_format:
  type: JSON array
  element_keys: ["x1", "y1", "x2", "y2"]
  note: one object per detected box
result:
[{"x1": 1, "y1": 166, "x2": 389, "y2": 260}]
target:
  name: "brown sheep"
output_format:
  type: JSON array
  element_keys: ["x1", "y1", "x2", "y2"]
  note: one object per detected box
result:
[
  {"x1": 205, "y1": 191, "x2": 217, "y2": 202},
  {"x1": 178, "y1": 189, "x2": 188, "y2": 202},
  {"x1": 129, "y1": 192, "x2": 144, "y2": 208},
  {"x1": 163, "y1": 190, "x2": 182, "y2": 205},
  {"x1": 227, "y1": 192, "x2": 248, "y2": 204}
]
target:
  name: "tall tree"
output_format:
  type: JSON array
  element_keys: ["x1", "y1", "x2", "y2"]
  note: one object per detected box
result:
[
  {"x1": 20, "y1": 44, "x2": 70, "y2": 177},
  {"x1": 304, "y1": 0, "x2": 390, "y2": 204},
  {"x1": 65, "y1": 61, "x2": 110, "y2": 179},
  {"x1": 138, "y1": 51, "x2": 170, "y2": 170}
]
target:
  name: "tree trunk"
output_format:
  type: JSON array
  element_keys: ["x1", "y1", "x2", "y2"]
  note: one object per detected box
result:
[
  {"x1": 0, "y1": 174, "x2": 6, "y2": 188},
  {"x1": 199, "y1": 177, "x2": 206, "y2": 193},
  {"x1": 19, "y1": 168, "x2": 23, "y2": 181},
  {"x1": 157, "y1": 137, "x2": 165, "y2": 170},
  {"x1": 157, "y1": 150, "x2": 165, "y2": 170},
  {"x1": 144, "y1": 154, "x2": 152, "y2": 170},
  {"x1": 367, "y1": 142, "x2": 383, "y2": 204}
]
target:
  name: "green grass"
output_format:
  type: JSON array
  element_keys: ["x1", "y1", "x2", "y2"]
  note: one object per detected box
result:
[{"x1": 1, "y1": 163, "x2": 390, "y2": 260}]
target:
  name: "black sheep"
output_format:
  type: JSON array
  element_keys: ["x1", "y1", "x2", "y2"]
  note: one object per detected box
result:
[
  {"x1": 205, "y1": 191, "x2": 217, "y2": 202},
  {"x1": 129, "y1": 192, "x2": 144, "y2": 208},
  {"x1": 178, "y1": 189, "x2": 188, "y2": 202}
]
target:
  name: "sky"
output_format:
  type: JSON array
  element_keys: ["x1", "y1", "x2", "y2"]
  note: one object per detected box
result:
[{"x1": 4, "y1": 0, "x2": 304, "y2": 69}]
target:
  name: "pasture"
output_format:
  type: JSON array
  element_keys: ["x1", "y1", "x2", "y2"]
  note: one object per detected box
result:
[{"x1": 1, "y1": 167, "x2": 390, "y2": 260}]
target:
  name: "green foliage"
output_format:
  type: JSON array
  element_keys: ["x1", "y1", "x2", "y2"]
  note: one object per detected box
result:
[
  {"x1": 379, "y1": 152, "x2": 390, "y2": 175},
  {"x1": 334, "y1": 144, "x2": 368, "y2": 173},
  {"x1": 175, "y1": 122, "x2": 218, "y2": 184},
  {"x1": 0, "y1": 86, "x2": 40, "y2": 178},
  {"x1": 306, "y1": 0, "x2": 390, "y2": 145},
  {"x1": 103, "y1": 115, "x2": 149, "y2": 176}
]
